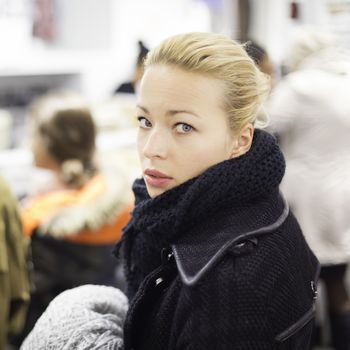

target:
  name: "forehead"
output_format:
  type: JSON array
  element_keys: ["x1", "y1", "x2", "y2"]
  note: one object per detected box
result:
[{"x1": 138, "y1": 65, "x2": 225, "y2": 112}]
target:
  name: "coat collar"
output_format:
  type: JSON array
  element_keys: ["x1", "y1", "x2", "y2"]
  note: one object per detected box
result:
[
  {"x1": 120, "y1": 130, "x2": 287, "y2": 298},
  {"x1": 172, "y1": 191, "x2": 289, "y2": 286}
]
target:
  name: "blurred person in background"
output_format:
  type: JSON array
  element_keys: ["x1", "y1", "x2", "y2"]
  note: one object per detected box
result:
[
  {"x1": 268, "y1": 27, "x2": 350, "y2": 350},
  {"x1": 114, "y1": 40, "x2": 149, "y2": 95},
  {"x1": 0, "y1": 176, "x2": 30, "y2": 349},
  {"x1": 245, "y1": 40, "x2": 276, "y2": 87},
  {"x1": 245, "y1": 40, "x2": 276, "y2": 130},
  {"x1": 14, "y1": 91, "x2": 132, "y2": 346}
]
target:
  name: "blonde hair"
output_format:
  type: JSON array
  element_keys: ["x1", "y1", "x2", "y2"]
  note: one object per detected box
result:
[{"x1": 144, "y1": 32, "x2": 270, "y2": 132}]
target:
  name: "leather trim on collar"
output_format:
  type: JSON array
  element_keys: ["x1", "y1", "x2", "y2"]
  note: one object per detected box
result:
[{"x1": 172, "y1": 193, "x2": 289, "y2": 286}]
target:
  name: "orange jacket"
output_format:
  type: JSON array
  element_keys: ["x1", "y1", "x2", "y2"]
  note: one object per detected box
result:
[{"x1": 21, "y1": 174, "x2": 132, "y2": 245}]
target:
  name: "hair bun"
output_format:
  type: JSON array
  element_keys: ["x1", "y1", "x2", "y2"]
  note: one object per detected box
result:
[{"x1": 60, "y1": 159, "x2": 85, "y2": 188}]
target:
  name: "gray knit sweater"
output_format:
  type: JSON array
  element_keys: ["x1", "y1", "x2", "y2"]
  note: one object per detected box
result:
[{"x1": 20, "y1": 285, "x2": 128, "y2": 350}]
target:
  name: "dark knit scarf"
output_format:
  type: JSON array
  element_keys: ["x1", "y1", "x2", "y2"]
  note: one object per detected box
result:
[{"x1": 116, "y1": 129, "x2": 285, "y2": 298}]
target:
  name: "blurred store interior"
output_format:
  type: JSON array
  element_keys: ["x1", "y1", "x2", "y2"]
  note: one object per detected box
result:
[
  {"x1": 0, "y1": 0, "x2": 349, "y2": 194},
  {"x1": 1, "y1": 1, "x2": 350, "y2": 349},
  {"x1": 0, "y1": 0, "x2": 349, "y2": 197}
]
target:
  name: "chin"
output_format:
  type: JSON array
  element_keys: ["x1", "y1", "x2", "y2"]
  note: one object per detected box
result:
[
  {"x1": 146, "y1": 181, "x2": 177, "y2": 198},
  {"x1": 147, "y1": 187, "x2": 166, "y2": 198}
]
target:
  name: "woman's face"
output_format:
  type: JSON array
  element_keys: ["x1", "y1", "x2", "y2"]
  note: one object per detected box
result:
[{"x1": 137, "y1": 64, "x2": 250, "y2": 198}]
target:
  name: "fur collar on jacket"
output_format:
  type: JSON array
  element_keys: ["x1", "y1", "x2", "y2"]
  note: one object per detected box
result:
[{"x1": 23, "y1": 168, "x2": 130, "y2": 239}]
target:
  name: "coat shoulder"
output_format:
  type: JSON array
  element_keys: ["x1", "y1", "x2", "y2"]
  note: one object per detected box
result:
[{"x1": 177, "y1": 213, "x2": 319, "y2": 345}]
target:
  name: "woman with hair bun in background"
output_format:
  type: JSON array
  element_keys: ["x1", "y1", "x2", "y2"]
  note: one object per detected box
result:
[{"x1": 15, "y1": 91, "x2": 132, "y2": 346}]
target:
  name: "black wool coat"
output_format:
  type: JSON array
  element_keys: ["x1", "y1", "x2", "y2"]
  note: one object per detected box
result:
[{"x1": 117, "y1": 130, "x2": 320, "y2": 350}]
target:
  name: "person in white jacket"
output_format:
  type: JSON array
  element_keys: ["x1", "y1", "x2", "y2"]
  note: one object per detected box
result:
[{"x1": 268, "y1": 27, "x2": 350, "y2": 350}]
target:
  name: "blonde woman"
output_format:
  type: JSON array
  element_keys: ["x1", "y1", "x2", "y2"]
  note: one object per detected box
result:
[
  {"x1": 117, "y1": 32, "x2": 319, "y2": 349},
  {"x1": 22, "y1": 33, "x2": 319, "y2": 350}
]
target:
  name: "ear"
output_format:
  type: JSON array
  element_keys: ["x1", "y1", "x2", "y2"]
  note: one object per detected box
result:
[{"x1": 230, "y1": 124, "x2": 254, "y2": 159}]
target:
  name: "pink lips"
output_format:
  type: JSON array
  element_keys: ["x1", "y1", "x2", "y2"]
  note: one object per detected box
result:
[{"x1": 144, "y1": 169, "x2": 173, "y2": 188}]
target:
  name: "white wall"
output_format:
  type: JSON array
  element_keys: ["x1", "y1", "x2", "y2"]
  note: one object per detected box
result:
[
  {"x1": 2, "y1": 0, "x2": 348, "y2": 102},
  {"x1": 55, "y1": 0, "x2": 114, "y2": 50},
  {"x1": 0, "y1": 0, "x2": 211, "y2": 102},
  {"x1": 96, "y1": 0, "x2": 211, "y2": 100},
  {"x1": 249, "y1": 0, "x2": 290, "y2": 64},
  {"x1": 249, "y1": 0, "x2": 350, "y2": 65}
]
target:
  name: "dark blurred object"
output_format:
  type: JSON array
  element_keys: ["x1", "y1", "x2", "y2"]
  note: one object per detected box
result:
[
  {"x1": 238, "y1": 0, "x2": 251, "y2": 41},
  {"x1": 245, "y1": 40, "x2": 276, "y2": 85},
  {"x1": 115, "y1": 81, "x2": 135, "y2": 94},
  {"x1": 290, "y1": 1, "x2": 299, "y2": 20},
  {"x1": 0, "y1": 86, "x2": 47, "y2": 108},
  {"x1": 136, "y1": 40, "x2": 149, "y2": 66},
  {"x1": 114, "y1": 40, "x2": 149, "y2": 94},
  {"x1": 245, "y1": 40, "x2": 267, "y2": 66}
]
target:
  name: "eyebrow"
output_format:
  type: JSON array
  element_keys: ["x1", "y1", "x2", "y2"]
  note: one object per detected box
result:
[{"x1": 136, "y1": 105, "x2": 200, "y2": 118}]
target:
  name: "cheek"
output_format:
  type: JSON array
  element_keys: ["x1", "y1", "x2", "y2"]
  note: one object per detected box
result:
[
  {"x1": 136, "y1": 132, "x2": 145, "y2": 158},
  {"x1": 177, "y1": 128, "x2": 232, "y2": 169},
  {"x1": 178, "y1": 143, "x2": 229, "y2": 179}
]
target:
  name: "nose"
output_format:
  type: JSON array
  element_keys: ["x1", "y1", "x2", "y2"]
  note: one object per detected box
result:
[{"x1": 141, "y1": 128, "x2": 169, "y2": 160}]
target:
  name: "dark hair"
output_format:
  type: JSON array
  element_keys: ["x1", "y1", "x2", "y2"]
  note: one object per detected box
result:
[
  {"x1": 244, "y1": 40, "x2": 267, "y2": 66},
  {"x1": 39, "y1": 108, "x2": 96, "y2": 165},
  {"x1": 137, "y1": 40, "x2": 149, "y2": 66},
  {"x1": 30, "y1": 92, "x2": 97, "y2": 188}
]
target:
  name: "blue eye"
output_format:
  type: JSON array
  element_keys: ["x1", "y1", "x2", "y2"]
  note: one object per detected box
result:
[
  {"x1": 138, "y1": 117, "x2": 152, "y2": 129},
  {"x1": 176, "y1": 123, "x2": 193, "y2": 134}
]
